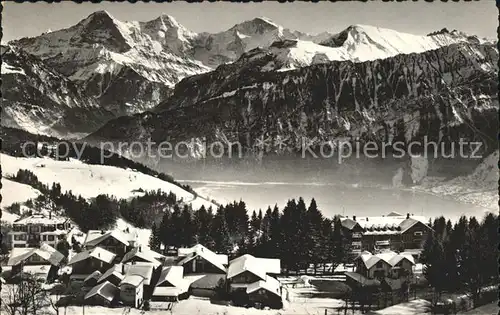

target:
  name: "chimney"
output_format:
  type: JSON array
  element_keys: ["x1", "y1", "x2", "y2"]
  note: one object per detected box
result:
[
  {"x1": 366, "y1": 217, "x2": 369, "y2": 221},
  {"x1": 49, "y1": 212, "x2": 52, "y2": 219},
  {"x1": 122, "y1": 264, "x2": 125, "y2": 274},
  {"x1": 406, "y1": 213, "x2": 410, "y2": 219},
  {"x1": 139, "y1": 246, "x2": 142, "y2": 252},
  {"x1": 353, "y1": 216, "x2": 356, "y2": 221}
]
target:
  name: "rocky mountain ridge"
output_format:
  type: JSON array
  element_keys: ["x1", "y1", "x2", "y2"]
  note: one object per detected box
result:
[{"x1": 88, "y1": 40, "x2": 498, "y2": 160}]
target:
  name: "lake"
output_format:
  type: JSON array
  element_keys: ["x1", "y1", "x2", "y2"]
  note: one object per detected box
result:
[{"x1": 181, "y1": 180, "x2": 490, "y2": 223}]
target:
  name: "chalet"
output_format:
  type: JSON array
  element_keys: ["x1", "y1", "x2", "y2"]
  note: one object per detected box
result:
[
  {"x1": 7, "y1": 243, "x2": 64, "y2": 267},
  {"x1": 83, "y1": 229, "x2": 137, "y2": 260},
  {"x1": 121, "y1": 247, "x2": 163, "y2": 267},
  {"x1": 246, "y1": 275, "x2": 283, "y2": 309},
  {"x1": 341, "y1": 212, "x2": 432, "y2": 255},
  {"x1": 119, "y1": 275, "x2": 145, "y2": 308},
  {"x1": 152, "y1": 266, "x2": 190, "y2": 302},
  {"x1": 84, "y1": 281, "x2": 119, "y2": 306},
  {"x1": 227, "y1": 254, "x2": 281, "y2": 292},
  {"x1": 67, "y1": 247, "x2": 116, "y2": 280},
  {"x1": 227, "y1": 254, "x2": 282, "y2": 307},
  {"x1": 177, "y1": 244, "x2": 227, "y2": 274},
  {"x1": 9, "y1": 214, "x2": 71, "y2": 248},
  {"x1": 354, "y1": 251, "x2": 415, "y2": 280},
  {"x1": 97, "y1": 264, "x2": 125, "y2": 287}
]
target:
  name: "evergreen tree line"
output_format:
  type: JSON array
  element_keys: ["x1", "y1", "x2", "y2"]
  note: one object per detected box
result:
[
  {"x1": 9, "y1": 169, "x2": 181, "y2": 231},
  {"x1": 421, "y1": 213, "x2": 499, "y2": 307},
  {"x1": 150, "y1": 197, "x2": 351, "y2": 274}
]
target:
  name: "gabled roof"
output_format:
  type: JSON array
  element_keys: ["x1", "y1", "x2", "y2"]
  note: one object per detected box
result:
[
  {"x1": 345, "y1": 272, "x2": 381, "y2": 287},
  {"x1": 120, "y1": 275, "x2": 144, "y2": 287},
  {"x1": 157, "y1": 266, "x2": 186, "y2": 288},
  {"x1": 246, "y1": 275, "x2": 281, "y2": 297},
  {"x1": 7, "y1": 243, "x2": 65, "y2": 266},
  {"x1": 84, "y1": 281, "x2": 118, "y2": 302},
  {"x1": 123, "y1": 263, "x2": 154, "y2": 286},
  {"x1": 341, "y1": 218, "x2": 361, "y2": 230},
  {"x1": 68, "y1": 247, "x2": 116, "y2": 266},
  {"x1": 387, "y1": 211, "x2": 403, "y2": 217},
  {"x1": 13, "y1": 214, "x2": 67, "y2": 225},
  {"x1": 98, "y1": 264, "x2": 124, "y2": 284},
  {"x1": 84, "y1": 230, "x2": 131, "y2": 248},
  {"x1": 84, "y1": 271, "x2": 103, "y2": 284},
  {"x1": 356, "y1": 251, "x2": 415, "y2": 270},
  {"x1": 121, "y1": 247, "x2": 162, "y2": 267},
  {"x1": 178, "y1": 244, "x2": 228, "y2": 265},
  {"x1": 228, "y1": 254, "x2": 281, "y2": 280},
  {"x1": 177, "y1": 245, "x2": 226, "y2": 273},
  {"x1": 342, "y1": 215, "x2": 428, "y2": 234}
]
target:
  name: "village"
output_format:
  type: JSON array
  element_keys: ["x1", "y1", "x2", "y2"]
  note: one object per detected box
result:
[{"x1": 2, "y1": 210, "x2": 473, "y2": 315}]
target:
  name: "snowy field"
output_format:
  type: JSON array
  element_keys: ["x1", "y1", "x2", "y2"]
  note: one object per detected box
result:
[
  {"x1": 1, "y1": 153, "x2": 216, "y2": 210},
  {"x1": 1, "y1": 178, "x2": 42, "y2": 208}
]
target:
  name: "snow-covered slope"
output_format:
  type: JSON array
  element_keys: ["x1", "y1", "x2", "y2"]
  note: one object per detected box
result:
[
  {"x1": 0, "y1": 178, "x2": 43, "y2": 223},
  {"x1": 1, "y1": 178, "x2": 42, "y2": 208},
  {"x1": 1, "y1": 153, "x2": 215, "y2": 210},
  {"x1": 317, "y1": 25, "x2": 469, "y2": 62}
]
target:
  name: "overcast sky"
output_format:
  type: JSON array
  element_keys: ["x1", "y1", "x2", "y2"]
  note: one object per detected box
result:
[{"x1": 2, "y1": 1, "x2": 497, "y2": 43}]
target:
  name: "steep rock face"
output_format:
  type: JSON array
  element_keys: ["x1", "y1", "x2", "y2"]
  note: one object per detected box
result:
[
  {"x1": 88, "y1": 41, "x2": 498, "y2": 160},
  {"x1": 10, "y1": 11, "x2": 210, "y2": 116},
  {"x1": 1, "y1": 45, "x2": 115, "y2": 139}
]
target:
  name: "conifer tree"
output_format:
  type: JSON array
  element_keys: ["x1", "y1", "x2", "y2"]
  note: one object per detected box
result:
[
  {"x1": 149, "y1": 223, "x2": 161, "y2": 251},
  {"x1": 211, "y1": 206, "x2": 233, "y2": 254},
  {"x1": 305, "y1": 198, "x2": 324, "y2": 274},
  {"x1": 421, "y1": 231, "x2": 447, "y2": 299}
]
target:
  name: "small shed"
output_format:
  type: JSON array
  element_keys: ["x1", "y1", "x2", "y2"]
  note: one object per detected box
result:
[
  {"x1": 119, "y1": 275, "x2": 145, "y2": 308},
  {"x1": 84, "y1": 281, "x2": 119, "y2": 306}
]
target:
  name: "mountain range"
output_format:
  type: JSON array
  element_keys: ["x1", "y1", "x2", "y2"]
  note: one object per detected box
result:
[{"x1": 2, "y1": 10, "x2": 498, "y2": 160}]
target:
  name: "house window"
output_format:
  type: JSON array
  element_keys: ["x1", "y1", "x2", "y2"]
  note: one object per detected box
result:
[
  {"x1": 42, "y1": 235, "x2": 47, "y2": 241},
  {"x1": 414, "y1": 231, "x2": 423, "y2": 236},
  {"x1": 48, "y1": 235, "x2": 55, "y2": 241},
  {"x1": 14, "y1": 235, "x2": 20, "y2": 241}
]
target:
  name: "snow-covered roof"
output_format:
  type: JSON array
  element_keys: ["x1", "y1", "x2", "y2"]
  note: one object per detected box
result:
[
  {"x1": 341, "y1": 215, "x2": 428, "y2": 234},
  {"x1": 152, "y1": 286, "x2": 189, "y2": 297},
  {"x1": 68, "y1": 247, "x2": 116, "y2": 266},
  {"x1": 178, "y1": 244, "x2": 228, "y2": 265},
  {"x1": 157, "y1": 266, "x2": 186, "y2": 288},
  {"x1": 227, "y1": 254, "x2": 281, "y2": 280},
  {"x1": 84, "y1": 281, "x2": 118, "y2": 302},
  {"x1": 123, "y1": 263, "x2": 154, "y2": 286},
  {"x1": 7, "y1": 243, "x2": 65, "y2": 266},
  {"x1": 177, "y1": 244, "x2": 227, "y2": 273},
  {"x1": 120, "y1": 274, "x2": 144, "y2": 287},
  {"x1": 121, "y1": 247, "x2": 162, "y2": 267},
  {"x1": 13, "y1": 214, "x2": 68, "y2": 225},
  {"x1": 84, "y1": 229, "x2": 134, "y2": 248},
  {"x1": 84, "y1": 270, "x2": 102, "y2": 284},
  {"x1": 356, "y1": 251, "x2": 415, "y2": 270},
  {"x1": 246, "y1": 275, "x2": 281, "y2": 297},
  {"x1": 98, "y1": 264, "x2": 124, "y2": 284}
]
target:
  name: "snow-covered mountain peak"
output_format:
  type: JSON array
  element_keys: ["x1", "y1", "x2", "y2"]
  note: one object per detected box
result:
[{"x1": 231, "y1": 17, "x2": 282, "y2": 35}]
